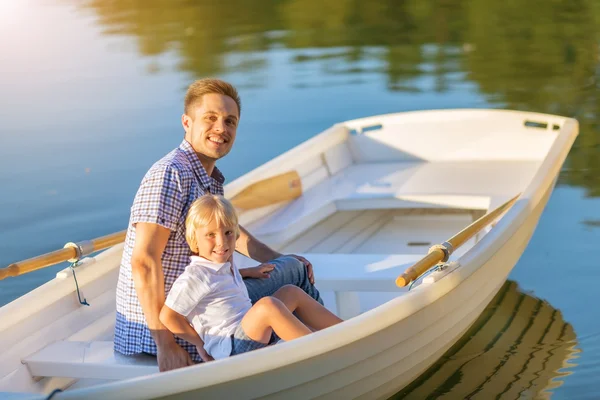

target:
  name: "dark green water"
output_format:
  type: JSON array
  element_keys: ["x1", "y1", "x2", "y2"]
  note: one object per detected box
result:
[{"x1": 1, "y1": 0, "x2": 599, "y2": 397}]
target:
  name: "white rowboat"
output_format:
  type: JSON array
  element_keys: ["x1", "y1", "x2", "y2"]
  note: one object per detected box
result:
[{"x1": 0, "y1": 109, "x2": 578, "y2": 399}]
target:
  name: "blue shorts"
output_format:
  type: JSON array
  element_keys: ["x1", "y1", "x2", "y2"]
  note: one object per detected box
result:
[{"x1": 230, "y1": 324, "x2": 278, "y2": 356}]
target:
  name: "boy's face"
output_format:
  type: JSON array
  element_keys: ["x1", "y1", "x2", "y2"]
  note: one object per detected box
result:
[{"x1": 194, "y1": 218, "x2": 236, "y2": 264}]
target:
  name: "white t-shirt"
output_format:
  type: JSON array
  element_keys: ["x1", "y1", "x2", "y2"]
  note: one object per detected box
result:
[{"x1": 164, "y1": 256, "x2": 252, "y2": 359}]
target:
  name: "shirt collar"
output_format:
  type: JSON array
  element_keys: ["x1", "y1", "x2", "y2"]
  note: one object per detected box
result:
[
  {"x1": 178, "y1": 140, "x2": 226, "y2": 188},
  {"x1": 190, "y1": 255, "x2": 231, "y2": 272}
]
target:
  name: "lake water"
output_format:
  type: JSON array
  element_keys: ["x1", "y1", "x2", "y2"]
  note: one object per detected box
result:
[{"x1": 1, "y1": 0, "x2": 599, "y2": 398}]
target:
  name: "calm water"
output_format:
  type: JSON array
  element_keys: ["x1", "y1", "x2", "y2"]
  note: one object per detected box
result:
[{"x1": 1, "y1": 0, "x2": 599, "y2": 398}]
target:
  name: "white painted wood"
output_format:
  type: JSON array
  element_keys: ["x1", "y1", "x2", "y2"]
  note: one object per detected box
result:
[
  {"x1": 308, "y1": 253, "x2": 418, "y2": 292},
  {"x1": 335, "y1": 292, "x2": 362, "y2": 320},
  {"x1": 238, "y1": 203, "x2": 287, "y2": 226},
  {"x1": 324, "y1": 142, "x2": 354, "y2": 176},
  {"x1": 0, "y1": 109, "x2": 578, "y2": 399},
  {"x1": 344, "y1": 109, "x2": 564, "y2": 163},
  {"x1": 307, "y1": 210, "x2": 388, "y2": 253},
  {"x1": 251, "y1": 202, "x2": 338, "y2": 245},
  {"x1": 225, "y1": 124, "x2": 349, "y2": 199},
  {"x1": 23, "y1": 341, "x2": 158, "y2": 380},
  {"x1": 301, "y1": 165, "x2": 330, "y2": 193},
  {"x1": 334, "y1": 210, "x2": 394, "y2": 253},
  {"x1": 277, "y1": 210, "x2": 362, "y2": 253},
  {"x1": 354, "y1": 214, "x2": 475, "y2": 255}
]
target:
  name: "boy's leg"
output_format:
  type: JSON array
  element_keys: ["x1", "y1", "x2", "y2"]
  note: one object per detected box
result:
[
  {"x1": 241, "y1": 297, "x2": 311, "y2": 343},
  {"x1": 244, "y1": 255, "x2": 323, "y2": 305},
  {"x1": 273, "y1": 285, "x2": 343, "y2": 330}
]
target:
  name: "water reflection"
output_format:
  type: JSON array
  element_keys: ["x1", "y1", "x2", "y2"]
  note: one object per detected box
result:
[
  {"x1": 394, "y1": 281, "x2": 579, "y2": 399},
  {"x1": 77, "y1": 0, "x2": 600, "y2": 196}
]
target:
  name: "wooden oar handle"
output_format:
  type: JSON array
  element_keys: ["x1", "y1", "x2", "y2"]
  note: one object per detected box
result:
[
  {"x1": 396, "y1": 250, "x2": 445, "y2": 287},
  {"x1": 0, "y1": 230, "x2": 126, "y2": 281},
  {"x1": 0, "y1": 247, "x2": 77, "y2": 280},
  {"x1": 395, "y1": 194, "x2": 520, "y2": 288}
]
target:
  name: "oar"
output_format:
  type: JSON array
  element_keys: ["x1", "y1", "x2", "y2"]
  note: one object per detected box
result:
[
  {"x1": 0, "y1": 231, "x2": 127, "y2": 281},
  {"x1": 230, "y1": 170, "x2": 302, "y2": 210},
  {"x1": 0, "y1": 171, "x2": 303, "y2": 280},
  {"x1": 395, "y1": 194, "x2": 521, "y2": 288}
]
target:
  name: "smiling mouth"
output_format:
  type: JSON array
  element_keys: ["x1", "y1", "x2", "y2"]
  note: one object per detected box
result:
[
  {"x1": 213, "y1": 249, "x2": 229, "y2": 255},
  {"x1": 208, "y1": 136, "x2": 228, "y2": 144}
]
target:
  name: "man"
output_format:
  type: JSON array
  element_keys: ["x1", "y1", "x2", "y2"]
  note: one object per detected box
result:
[{"x1": 115, "y1": 78, "x2": 321, "y2": 371}]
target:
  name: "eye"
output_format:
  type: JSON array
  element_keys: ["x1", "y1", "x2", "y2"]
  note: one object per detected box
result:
[
  {"x1": 207, "y1": 232, "x2": 216, "y2": 238},
  {"x1": 206, "y1": 115, "x2": 217, "y2": 122},
  {"x1": 225, "y1": 230, "x2": 233, "y2": 236},
  {"x1": 226, "y1": 119, "x2": 237, "y2": 127}
]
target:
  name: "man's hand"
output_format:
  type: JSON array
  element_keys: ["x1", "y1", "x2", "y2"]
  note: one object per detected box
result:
[
  {"x1": 288, "y1": 254, "x2": 314, "y2": 284},
  {"x1": 156, "y1": 340, "x2": 194, "y2": 372},
  {"x1": 241, "y1": 263, "x2": 275, "y2": 279},
  {"x1": 196, "y1": 346, "x2": 215, "y2": 363}
]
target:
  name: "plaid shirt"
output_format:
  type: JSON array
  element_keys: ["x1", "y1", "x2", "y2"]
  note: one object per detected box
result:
[{"x1": 114, "y1": 140, "x2": 224, "y2": 361}]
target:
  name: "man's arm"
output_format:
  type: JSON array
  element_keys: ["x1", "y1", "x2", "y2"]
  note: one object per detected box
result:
[
  {"x1": 160, "y1": 305, "x2": 213, "y2": 362},
  {"x1": 131, "y1": 222, "x2": 193, "y2": 371},
  {"x1": 235, "y1": 225, "x2": 281, "y2": 262},
  {"x1": 236, "y1": 225, "x2": 314, "y2": 284}
]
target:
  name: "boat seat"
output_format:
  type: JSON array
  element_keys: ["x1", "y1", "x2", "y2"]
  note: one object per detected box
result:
[
  {"x1": 248, "y1": 160, "x2": 539, "y2": 244},
  {"x1": 22, "y1": 341, "x2": 158, "y2": 380},
  {"x1": 235, "y1": 253, "x2": 424, "y2": 319}
]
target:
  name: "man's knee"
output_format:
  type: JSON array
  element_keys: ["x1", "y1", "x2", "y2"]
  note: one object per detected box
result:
[{"x1": 276, "y1": 255, "x2": 305, "y2": 275}]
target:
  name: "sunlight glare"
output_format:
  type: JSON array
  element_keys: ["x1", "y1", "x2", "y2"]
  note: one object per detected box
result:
[{"x1": 0, "y1": 0, "x2": 22, "y2": 25}]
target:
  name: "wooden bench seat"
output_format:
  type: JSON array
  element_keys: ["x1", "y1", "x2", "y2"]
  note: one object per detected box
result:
[
  {"x1": 22, "y1": 341, "x2": 158, "y2": 380},
  {"x1": 236, "y1": 253, "x2": 425, "y2": 319}
]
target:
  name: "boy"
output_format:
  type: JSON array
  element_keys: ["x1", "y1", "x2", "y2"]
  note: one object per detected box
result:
[{"x1": 159, "y1": 195, "x2": 342, "y2": 361}]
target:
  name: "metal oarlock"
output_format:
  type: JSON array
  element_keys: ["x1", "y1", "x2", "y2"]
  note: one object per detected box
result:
[
  {"x1": 64, "y1": 240, "x2": 95, "y2": 263},
  {"x1": 428, "y1": 241, "x2": 454, "y2": 263}
]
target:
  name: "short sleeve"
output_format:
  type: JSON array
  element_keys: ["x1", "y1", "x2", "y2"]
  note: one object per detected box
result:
[
  {"x1": 130, "y1": 165, "x2": 186, "y2": 231},
  {"x1": 164, "y1": 272, "x2": 210, "y2": 317}
]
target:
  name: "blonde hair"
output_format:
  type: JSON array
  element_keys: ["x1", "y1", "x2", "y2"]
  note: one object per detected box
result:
[
  {"x1": 184, "y1": 78, "x2": 241, "y2": 118},
  {"x1": 185, "y1": 195, "x2": 240, "y2": 253}
]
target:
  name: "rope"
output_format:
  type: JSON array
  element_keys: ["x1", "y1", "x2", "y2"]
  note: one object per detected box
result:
[
  {"x1": 70, "y1": 262, "x2": 90, "y2": 306},
  {"x1": 408, "y1": 264, "x2": 443, "y2": 291},
  {"x1": 45, "y1": 389, "x2": 63, "y2": 399}
]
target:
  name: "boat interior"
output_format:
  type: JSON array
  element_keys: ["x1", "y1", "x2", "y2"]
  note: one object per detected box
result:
[{"x1": 234, "y1": 110, "x2": 562, "y2": 314}]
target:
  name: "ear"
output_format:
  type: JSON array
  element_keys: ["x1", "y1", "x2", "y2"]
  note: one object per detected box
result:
[
  {"x1": 188, "y1": 232, "x2": 198, "y2": 253},
  {"x1": 182, "y1": 114, "x2": 192, "y2": 132}
]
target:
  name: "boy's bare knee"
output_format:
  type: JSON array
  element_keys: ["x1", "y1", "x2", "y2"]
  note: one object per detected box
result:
[
  {"x1": 276, "y1": 284, "x2": 301, "y2": 295},
  {"x1": 255, "y1": 296, "x2": 283, "y2": 315}
]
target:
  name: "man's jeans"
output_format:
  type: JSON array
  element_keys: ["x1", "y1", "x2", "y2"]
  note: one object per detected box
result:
[{"x1": 243, "y1": 255, "x2": 323, "y2": 305}]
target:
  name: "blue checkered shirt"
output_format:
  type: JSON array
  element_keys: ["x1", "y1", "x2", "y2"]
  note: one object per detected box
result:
[{"x1": 114, "y1": 140, "x2": 225, "y2": 361}]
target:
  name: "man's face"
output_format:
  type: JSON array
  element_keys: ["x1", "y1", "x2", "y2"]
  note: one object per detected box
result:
[{"x1": 183, "y1": 93, "x2": 239, "y2": 162}]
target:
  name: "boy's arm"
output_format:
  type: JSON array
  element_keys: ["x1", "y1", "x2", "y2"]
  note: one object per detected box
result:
[
  {"x1": 159, "y1": 305, "x2": 213, "y2": 362},
  {"x1": 236, "y1": 225, "x2": 315, "y2": 284}
]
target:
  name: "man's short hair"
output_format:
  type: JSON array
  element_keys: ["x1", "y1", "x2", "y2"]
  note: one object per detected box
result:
[
  {"x1": 184, "y1": 78, "x2": 241, "y2": 118},
  {"x1": 185, "y1": 194, "x2": 240, "y2": 253}
]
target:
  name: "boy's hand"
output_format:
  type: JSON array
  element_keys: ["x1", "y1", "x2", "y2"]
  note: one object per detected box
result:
[
  {"x1": 197, "y1": 346, "x2": 214, "y2": 362},
  {"x1": 241, "y1": 263, "x2": 275, "y2": 279}
]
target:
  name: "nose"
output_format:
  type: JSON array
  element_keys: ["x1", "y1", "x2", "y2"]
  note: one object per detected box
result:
[
  {"x1": 213, "y1": 118, "x2": 226, "y2": 133},
  {"x1": 215, "y1": 232, "x2": 225, "y2": 247}
]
